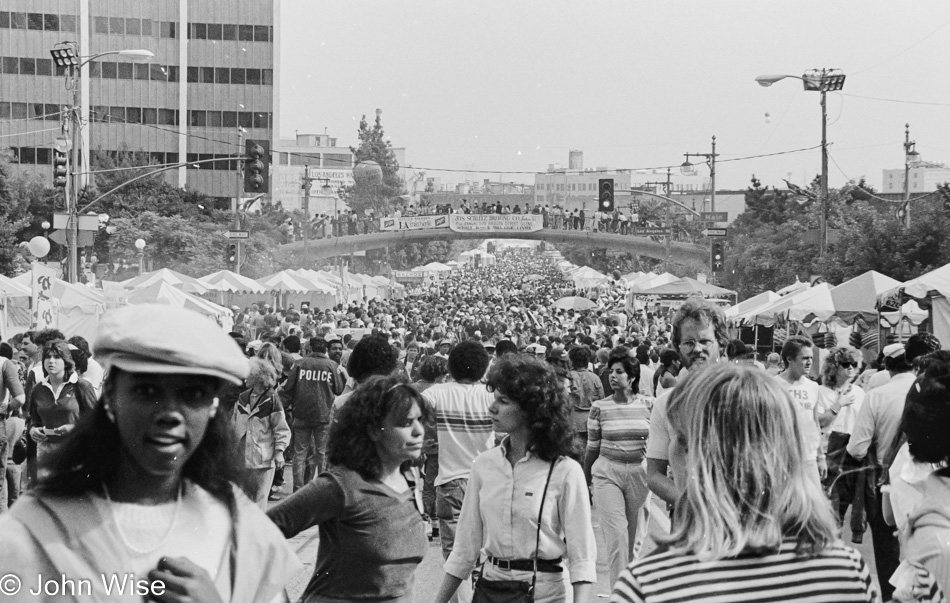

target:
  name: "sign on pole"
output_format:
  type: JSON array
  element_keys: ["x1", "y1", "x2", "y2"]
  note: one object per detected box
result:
[
  {"x1": 702, "y1": 228, "x2": 728, "y2": 237},
  {"x1": 633, "y1": 227, "x2": 670, "y2": 236},
  {"x1": 700, "y1": 212, "x2": 728, "y2": 222},
  {"x1": 225, "y1": 230, "x2": 250, "y2": 239}
]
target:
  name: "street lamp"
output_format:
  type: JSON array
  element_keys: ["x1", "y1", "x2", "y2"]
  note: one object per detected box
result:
[
  {"x1": 755, "y1": 68, "x2": 846, "y2": 259},
  {"x1": 50, "y1": 43, "x2": 154, "y2": 284},
  {"x1": 41, "y1": 221, "x2": 51, "y2": 237},
  {"x1": 134, "y1": 238, "x2": 146, "y2": 273},
  {"x1": 681, "y1": 135, "x2": 718, "y2": 213}
]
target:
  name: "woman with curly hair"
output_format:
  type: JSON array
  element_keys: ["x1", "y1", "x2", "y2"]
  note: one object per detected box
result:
[
  {"x1": 583, "y1": 346, "x2": 653, "y2": 589},
  {"x1": 817, "y1": 346, "x2": 867, "y2": 543},
  {"x1": 434, "y1": 355, "x2": 596, "y2": 603},
  {"x1": 612, "y1": 364, "x2": 880, "y2": 603},
  {"x1": 268, "y1": 373, "x2": 431, "y2": 602}
]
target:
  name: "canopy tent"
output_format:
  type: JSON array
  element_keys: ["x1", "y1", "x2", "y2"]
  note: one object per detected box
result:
[
  {"x1": 628, "y1": 272, "x2": 679, "y2": 294},
  {"x1": 122, "y1": 268, "x2": 209, "y2": 295},
  {"x1": 571, "y1": 266, "x2": 607, "y2": 289},
  {"x1": 739, "y1": 282, "x2": 835, "y2": 327},
  {"x1": 51, "y1": 280, "x2": 108, "y2": 342},
  {"x1": 126, "y1": 281, "x2": 232, "y2": 329},
  {"x1": 421, "y1": 262, "x2": 453, "y2": 272},
  {"x1": 777, "y1": 278, "x2": 811, "y2": 297},
  {"x1": 828, "y1": 270, "x2": 902, "y2": 325},
  {"x1": 198, "y1": 270, "x2": 267, "y2": 294},
  {"x1": 878, "y1": 262, "x2": 950, "y2": 348},
  {"x1": 622, "y1": 271, "x2": 649, "y2": 283},
  {"x1": 881, "y1": 300, "x2": 928, "y2": 327},
  {"x1": 258, "y1": 271, "x2": 323, "y2": 294},
  {"x1": 636, "y1": 277, "x2": 736, "y2": 300},
  {"x1": 551, "y1": 296, "x2": 599, "y2": 311},
  {"x1": 725, "y1": 291, "x2": 781, "y2": 321}
]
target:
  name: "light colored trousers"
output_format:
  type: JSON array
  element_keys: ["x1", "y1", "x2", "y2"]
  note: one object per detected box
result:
[{"x1": 592, "y1": 456, "x2": 650, "y2": 589}]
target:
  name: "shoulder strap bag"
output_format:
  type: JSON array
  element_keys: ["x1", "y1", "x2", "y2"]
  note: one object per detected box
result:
[{"x1": 471, "y1": 459, "x2": 558, "y2": 603}]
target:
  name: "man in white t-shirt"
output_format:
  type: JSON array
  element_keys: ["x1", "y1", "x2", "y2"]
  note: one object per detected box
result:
[{"x1": 776, "y1": 336, "x2": 830, "y2": 487}]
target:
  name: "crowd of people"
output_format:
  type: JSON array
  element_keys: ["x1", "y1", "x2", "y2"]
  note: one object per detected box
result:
[{"x1": 0, "y1": 250, "x2": 947, "y2": 603}]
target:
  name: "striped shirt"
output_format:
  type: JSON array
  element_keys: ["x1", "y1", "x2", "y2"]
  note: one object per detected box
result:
[
  {"x1": 611, "y1": 540, "x2": 880, "y2": 603},
  {"x1": 422, "y1": 381, "x2": 495, "y2": 486},
  {"x1": 587, "y1": 395, "x2": 652, "y2": 464}
]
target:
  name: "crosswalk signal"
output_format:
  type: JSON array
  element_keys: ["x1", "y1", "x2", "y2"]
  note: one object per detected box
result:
[
  {"x1": 711, "y1": 241, "x2": 725, "y2": 273},
  {"x1": 53, "y1": 138, "x2": 68, "y2": 191},
  {"x1": 598, "y1": 179, "x2": 614, "y2": 212},
  {"x1": 243, "y1": 139, "x2": 270, "y2": 193}
]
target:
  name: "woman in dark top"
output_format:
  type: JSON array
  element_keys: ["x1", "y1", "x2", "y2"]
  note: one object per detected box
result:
[
  {"x1": 28, "y1": 340, "x2": 97, "y2": 471},
  {"x1": 268, "y1": 374, "x2": 431, "y2": 602}
]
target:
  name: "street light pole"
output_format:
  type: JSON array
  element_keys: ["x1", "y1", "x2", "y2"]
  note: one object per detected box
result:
[
  {"x1": 234, "y1": 129, "x2": 244, "y2": 275},
  {"x1": 682, "y1": 136, "x2": 718, "y2": 213},
  {"x1": 902, "y1": 123, "x2": 916, "y2": 229},
  {"x1": 755, "y1": 69, "x2": 845, "y2": 260}
]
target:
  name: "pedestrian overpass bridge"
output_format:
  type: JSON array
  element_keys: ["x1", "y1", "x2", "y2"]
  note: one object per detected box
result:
[{"x1": 280, "y1": 226, "x2": 708, "y2": 264}]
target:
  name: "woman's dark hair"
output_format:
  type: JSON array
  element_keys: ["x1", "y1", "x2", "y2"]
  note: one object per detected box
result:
[
  {"x1": 328, "y1": 374, "x2": 432, "y2": 479},
  {"x1": 348, "y1": 335, "x2": 399, "y2": 382},
  {"x1": 36, "y1": 369, "x2": 239, "y2": 509},
  {"x1": 485, "y1": 355, "x2": 574, "y2": 462},
  {"x1": 0, "y1": 342, "x2": 12, "y2": 359},
  {"x1": 607, "y1": 346, "x2": 640, "y2": 394},
  {"x1": 901, "y1": 373, "x2": 950, "y2": 466},
  {"x1": 448, "y1": 340, "x2": 490, "y2": 382},
  {"x1": 417, "y1": 355, "x2": 449, "y2": 382},
  {"x1": 42, "y1": 340, "x2": 76, "y2": 378}
]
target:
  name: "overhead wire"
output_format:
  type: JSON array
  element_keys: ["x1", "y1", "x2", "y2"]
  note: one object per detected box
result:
[
  {"x1": 839, "y1": 93, "x2": 950, "y2": 107},
  {"x1": 827, "y1": 150, "x2": 936, "y2": 204}
]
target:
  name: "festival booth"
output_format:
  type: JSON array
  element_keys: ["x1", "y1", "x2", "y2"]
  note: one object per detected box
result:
[
  {"x1": 9, "y1": 270, "x2": 107, "y2": 341},
  {"x1": 570, "y1": 266, "x2": 607, "y2": 290},
  {"x1": 632, "y1": 277, "x2": 736, "y2": 315},
  {"x1": 198, "y1": 269, "x2": 268, "y2": 310},
  {"x1": 459, "y1": 249, "x2": 496, "y2": 267},
  {"x1": 126, "y1": 281, "x2": 233, "y2": 330},
  {"x1": 628, "y1": 272, "x2": 679, "y2": 293},
  {"x1": 256, "y1": 270, "x2": 334, "y2": 310},
  {"x1": 0, "y1": 273, "x2": 31, "y2": 339},
  {"x1": 725, "y1": 290, "x2": 781, "y2": 352},
  {"x1": 878, "y1": 262, "x2": 950, "y2": 349},
  {"x1": 122, "y1": 268, "x2": 210, "y2": 295}
]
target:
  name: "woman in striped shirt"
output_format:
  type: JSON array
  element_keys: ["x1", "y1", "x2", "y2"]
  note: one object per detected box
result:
[
  {"x1": 584, "y1": 346, "x2": 654, "y2": 589},
  {"x1": 611, "y1": 363, "x2": 882, "y2": 603}
]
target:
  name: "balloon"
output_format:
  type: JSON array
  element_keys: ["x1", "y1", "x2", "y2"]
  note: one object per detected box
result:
[{"x1": 28, "y1": 236, "x2": 50, "y2": 258}]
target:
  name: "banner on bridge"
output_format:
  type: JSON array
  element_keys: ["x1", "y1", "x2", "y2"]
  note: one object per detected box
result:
[
  {"x1": 379, "y1": 215, "x2": 448, "y2": 231},
  {"x1": 449, "y1": 214, "x2": 543, "y2": 233}
]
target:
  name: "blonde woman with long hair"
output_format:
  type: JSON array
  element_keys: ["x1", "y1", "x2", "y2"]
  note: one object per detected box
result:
[{"x1": 611, "y1": 364, "x2": 881, "y2": 603}]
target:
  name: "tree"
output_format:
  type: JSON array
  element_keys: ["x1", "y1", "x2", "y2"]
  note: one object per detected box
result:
[
  {"x1": 0, "y1": 152, "x2": 54, "y2": 276},
  {"x1": 343, "y1": 111, "x2": 405, "y2": 217}
]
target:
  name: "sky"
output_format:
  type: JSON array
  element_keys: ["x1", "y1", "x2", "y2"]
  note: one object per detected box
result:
[{"x1": 279, "y1": 1, "x2": 950, "y2": 191}]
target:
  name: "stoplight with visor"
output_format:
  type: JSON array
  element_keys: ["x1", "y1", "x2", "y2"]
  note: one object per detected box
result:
[
  {"x1": 711, "y1": 241, "x2": 725, "y2": 273},
  {"x1": 243, "y1": 139, "x2": 270, "y2": 193},
  {"x1": 598, "y1": 179, "x2": 614, "y2": 212}
]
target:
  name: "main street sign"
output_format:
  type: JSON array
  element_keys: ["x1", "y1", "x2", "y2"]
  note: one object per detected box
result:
[
  {"x1": 634, "y1": 227, "x2": 670, "y2": 236},
  {"x1": 225, "y1": 230, "x2": 250, "y2": 239},
  {"x1": 702, "y1": 228, "x2": 728, "y2": 237},
  {"x1": 700, "y1": 212, "x2": 728, "y2": 222}
]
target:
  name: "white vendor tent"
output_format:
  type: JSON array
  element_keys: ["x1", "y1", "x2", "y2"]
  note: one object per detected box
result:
[
  {"x1": 126, "y1": 281, "x2": 233, "y2": 329},
  {"x1": 571, "y1": 266, "x2": 607, "y2": 289},
  {"x1": 122, "y1": 268, "x2": 210, "y2": 295},
  {"x1": 879, "y1": 262, "x2": 950, "y2": 348}
]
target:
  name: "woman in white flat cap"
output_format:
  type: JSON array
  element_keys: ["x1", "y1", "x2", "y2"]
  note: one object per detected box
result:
[{"x1": 0, "y1": 304, "x2": 301, "y2": 603}]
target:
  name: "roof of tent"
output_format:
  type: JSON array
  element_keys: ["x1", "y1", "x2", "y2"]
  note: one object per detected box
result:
[
  {"x1": 0, "y1": 273, "x2": 30, "y2": 297},
  {"x1": 879, "y1": 262, "x2": 950, "y2": 308},
  {"x1": 422, "y1": 262, "x2": 453, "y2": 271},
  {"x1": 725, "y1": 291, "x2": 780, "y2": 320},
  {"x1": 285, "y1": 270, "x2": 337, "y2": 294},
  {"x1": 777, "y1": 279, "x2": 810, "y2": 297},
  {"x1": 52, "y1": 279, "x2": 108, "y2": 314},
  {"x1": 258, "y1": 271, "x2": 322, "y2": 293},
  {"x1": 126, "y1": 281, "x2": 231, "y2": 318},
  {"x1": 741, "y1": 282, "x2": 834, "y2": 326},
  {"x1": 198, "y1": 269, "x2": 267, "y2": 294},
  {"x1": 829, "y1": 270, "x2": 902, "y2": 324},
  {"x1": 637, "y1": 277, "x2": 736, "y2": 298},
  {"x1": 629, "y1": 272, "x2": 679, "y2": 293},
  {"x1": 122, "y1": 268, "x2": 209, "y2": 295}
]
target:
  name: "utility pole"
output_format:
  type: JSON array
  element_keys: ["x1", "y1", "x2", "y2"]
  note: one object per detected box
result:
[
  {"x1": 302, "y1": 166, "x2": 312, "y2": 264},
  {"x1": 642, "y1": 168, "x2": 674, "y2": 271},
  {"x1": 903, "y1": 123, "x2": 916, "y2": 229},
  {"x1": 819, "y1": 81, "x2": 829, "y2": 259},
  {"x1": 233, "y1": 130, "x2": 244, "y2": 274},
  {"x1": 67, "y1": 74, "x2": 82, "y2": 283}
]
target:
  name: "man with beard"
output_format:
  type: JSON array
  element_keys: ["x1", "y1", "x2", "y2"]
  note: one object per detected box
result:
[
  {"x1": 645, "y1": 299, "x2": 728, "y2": 508},
  {"x1": 327, "y1": 336, "x2": 348, "y2": 384}
]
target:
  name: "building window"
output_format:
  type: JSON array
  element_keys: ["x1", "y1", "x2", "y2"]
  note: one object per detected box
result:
[
  {"x1": 141, "y1": 18, "x2": 152, "y2": 36},
  {"x1": 43, "y1": 13, "x2": 59, "y2": 31},
  {"x1": 102, "y1": 62, "x2": 117, "y2": 78},
  {"x1": 215, "y1": 67, "x2": 229, "y2": 84},
  {"x1": 125, "y1": 18, "x2": 140, "y2": 35},
  {"x1": 27, "y1": 13, "x2": 43, "y2": 30},
  {"x1": 0, "y1": 12, "x2": 9, "y2": 28},
  {"x1": 254, "y1": 25, "x2": 269, "y2": 42},
  {"x1": 126, "y1": 107, "x2": 141, "y2": 123},
  {"x1": 207, "y1": 23, "x2": 222, "y2": 40},
  {"x1": 192, "y1": 23, "x2": 206, "y2": 39},
  {"x1": 206, "y1": 111, "x2": 222, "y2": 127},
  {"x1": 187, "y1": 66, "x2": 198, "y2": 83},
  {"x1": 230, "y1": 68, "x2": 245, "y2": 84},
  {"x1": 158, "y1": 109, "x2": 176, "y2": 125},
  {"x1": 2, "y1": 57, "x2": 18, "y2": 74},
  {"x1": 239, "y1": 25, "x2": 254, "y2": 41},
  {"x1": 238, "y1": 112, "x2": 252, "y2": 128},
  {"x1": 222, "y1": 111, "x2": 237, "y2": 128},
  {"x1": 189, "y1": 110, "x2": 206, "y2": 127},
  {"x1": 44, "y1": 103, "x2": 60, "y2": 120},
  {"x1": 117, "y1": 62, "x2": 133, "y2": 79},
  {"x1": 19, "y1": 58, "x2": 35, "y2": 75},
  {"x1": 11, "y1": 102, "x2": 27, "y2": 119},
  {"x1": 109, "y1": 106, "x2": 125, "y2": 122},
  {"x1": 160, "y1": 21, "x2": 176, "y2": 38},
  {"x1": 246, "y1": 68, "x2": 261, "y2": 85},
  {"x1": 142, "y1": 108, "x2": 157, "y2": 124},
  {"x1": 34, "y1": 58, "x2": 51, "y2": 76},
  {"x1": 110, "y1": 17, "x2": 124, "y2": 35},
  {"x1": 200, "y1": 67, "x2": 214, "y2": 83},
  {"x1": 134, "y1": 63, "x2": 150, "y2": 80},
  {"x1": 167, "y1": 65, "x2": 178, "y2": 82},
  {"x1": 253, "y1": 112, "x2": 268, "y2": 129},
  {"x1": 222, "y1": 24, "x2": 236, "y2": 40},
  {"x1": 10, "y1": 12, "x2": 26, "y2": 29},
  {"x1": 149, "y1": 64, "x2": 166, "y2": 80},
  {"x1": 262, "y1": 69, "x2": 273, "y2": 85}
]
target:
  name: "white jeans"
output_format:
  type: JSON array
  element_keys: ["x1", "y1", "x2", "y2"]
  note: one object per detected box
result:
[{"x1": 592, "y1": 456, "x2": 650, "y2": 589}]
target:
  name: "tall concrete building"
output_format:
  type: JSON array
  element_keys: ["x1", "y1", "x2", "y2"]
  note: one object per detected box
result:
[
  {"x1": 1, "y1": 0, "x2": 278, "y2": 207},
  {"x1": 882, "y1": 154, "x2": 950, "y2": 194}
]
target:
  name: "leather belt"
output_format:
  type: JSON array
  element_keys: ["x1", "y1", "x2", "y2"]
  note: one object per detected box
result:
[{"x1": 487, "y1": 556, "x2": 563, "y2": 573}]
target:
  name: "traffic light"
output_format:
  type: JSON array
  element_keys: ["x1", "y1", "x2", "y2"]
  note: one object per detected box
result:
[
  {"x1": 53, "y1": 138, "x2": 68, "y2": 191},
  {"x1": 711, "y1": 241, "x2": 725, "y2": 273},
  {"x1": 598, "y1": 179, "x2": 614, "y2": 212},
  {"x1": 243, "y1": 139, "x2": 270, "y2": 193},
  {"x1": 227, "y1": 243, "x2": 237, "y2": 267}
]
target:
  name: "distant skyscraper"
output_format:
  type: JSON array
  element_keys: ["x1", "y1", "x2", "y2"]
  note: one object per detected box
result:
[{"x1": 0, "y1": 0, "x2": 278, "y2": 207}]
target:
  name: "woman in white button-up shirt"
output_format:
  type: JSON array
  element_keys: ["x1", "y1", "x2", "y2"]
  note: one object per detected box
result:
[{"x1": 434, "y1": 355, "x2": 597, "y2": 603}]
